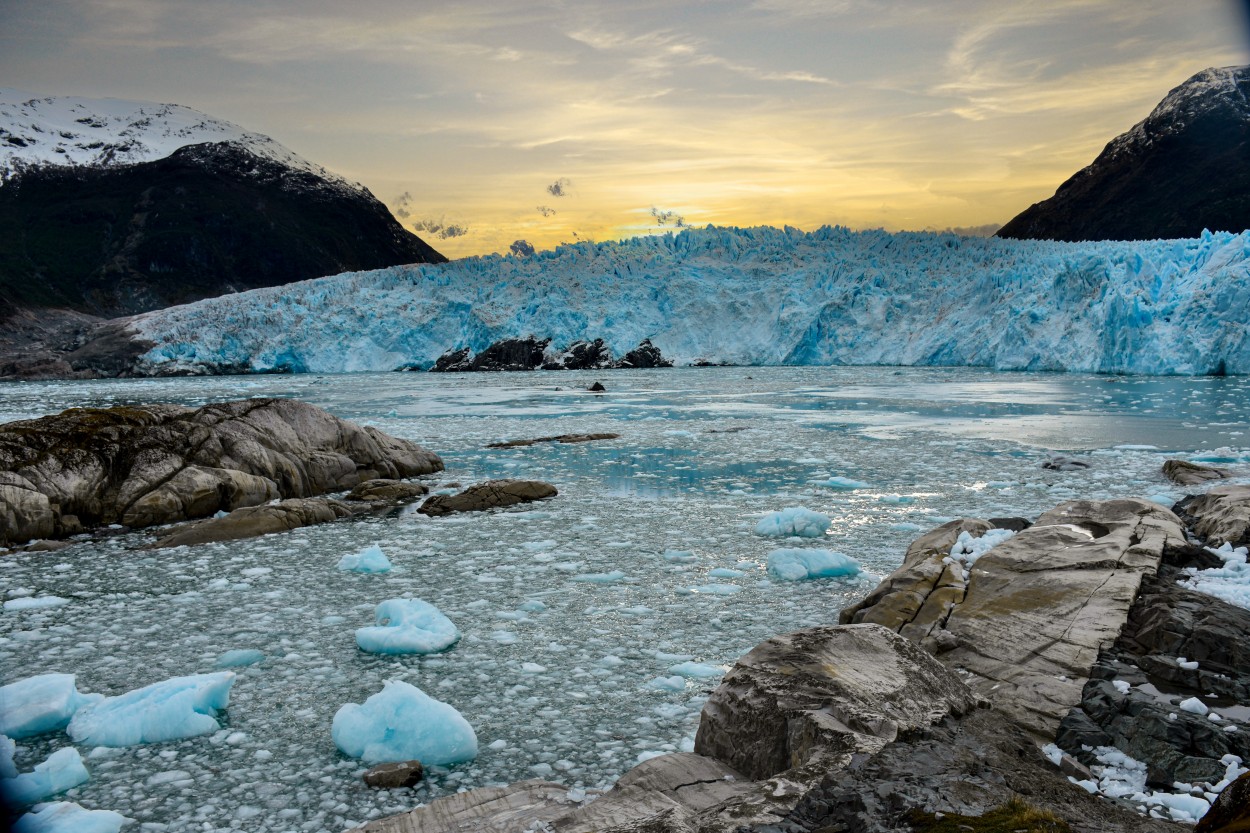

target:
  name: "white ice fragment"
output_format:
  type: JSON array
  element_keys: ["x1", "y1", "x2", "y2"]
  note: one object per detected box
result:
[
  {"x1": 1041, "y1": 743, "x2": 1063, "y2": 766},
  {"x1": 521, "y1": 662, "x2": 547, "y2": 674},
  {"x1": 570, "y1": 570, "x2": 627, "y2": 584},
  {"x1": 337, "y1": 544, "x2": 393, "y2": 574},
  {"x1": 766, "y1": 549, "x2": 860, "y2": 582},
  {"x1": 213, "y1": 649, "x2": 264, "y2": 669},
  {"x1": 663, "y1": 550, "x2": 697, "y2": 563},
  {"x1": 3, "y1": 747, "x2": 90, "y2": 806},
  {"x1": 67, "y1": 672, "x2": 235, "y2": 747},
  {"x1": 708, "y1": 568, "x2": 745, "y2": 578},
  {"x1": 1177, "y1": 657, "x2": 1199, "y2": 670},
  {"x1": 1112, "y1": 680, "x2": 1132, "y2": 695},
  {"x1": 332, "y1": 680, "x2": 477, "y2": 765},
  {"x1": 755, "y1": 507, "x2": 830, "y2": 538},
  {"x1": 668, "y1": 662, "x2": 723, "y2": 679},
  {"x1": 813, "y1": 476, "x2": 868, "y2": 490},
  {"x1": 0, "y1": 734, "x2": 15, "y2": 778},
  {"x1": 645, "y1": 676, "x2": 686, "y2": 692},
  {"x1": 1178, "y1": 697, "x2": 1209, "y2": 716},
  {"x1": 355, "y1": 598, "x2": 459, "y2": 655},
  {"x1": 4, "y1": 597, "x2": 71, "y2": 611},
  {"x1": 11, "y1": 801, "x2": 130, "y2": 833},
  {"x1": 0, "y1": 674, "x2": 103, "y2": 738}
]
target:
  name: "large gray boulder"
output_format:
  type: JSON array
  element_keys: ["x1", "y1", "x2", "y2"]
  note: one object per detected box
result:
[
  {"x1": 417, "y1": 480, "x2": 557, "y2": 517},
  {"x1": 0, "y1": 398, "x2": 442, "y2": 545},
  {"x1": 841, "y1": 499, "x2": 1186, "y2": 738},
  {"x1": 1175, "y1": 485, "x2": 1250, "y2": 547},
  {"x1": 1163, "y1": 458, "x2": 1232, "y2": 486}
]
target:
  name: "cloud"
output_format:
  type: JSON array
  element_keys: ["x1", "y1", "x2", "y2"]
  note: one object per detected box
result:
[
  {"x1": 536, "y1": 205, "x2": 557, "y2": 216},
  {"x1": 411, "y1": 217, "x2": 470, "y2": 239},
  {"x1": 547, "y1": 177, "x2": 571, "y2": 197},
  {"x1": 650, "y1": 206, "x2": 687, "y2": 228},
  {"x1": 392, "y1": 191, "x2": 413, "y2": 219}
]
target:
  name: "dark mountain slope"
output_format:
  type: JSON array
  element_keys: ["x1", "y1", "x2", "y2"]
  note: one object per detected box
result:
[{"x1": 997, "y1": 65, "x2": 1250, "y2": 242}]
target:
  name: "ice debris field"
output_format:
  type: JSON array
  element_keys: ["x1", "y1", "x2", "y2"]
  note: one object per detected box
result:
[
  {"x1": 3, "y1": 366, "x2": 1250, "y2": 831},
  {"x1": 130, "y1": 224, "x2": 1250, "y2": 376}
]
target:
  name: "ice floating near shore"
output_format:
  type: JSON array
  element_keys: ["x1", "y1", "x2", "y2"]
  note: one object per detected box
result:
[
  {"x1": 0, "y1": 674, "x2": 102, "y2": 739},
  {"x1": 755, "y1": 507, "x2": 830, "y2": 538},
  {"x1": 337, "y1": 544, "x2": 392, "y2": 574},
  {"x1": 11, "y1": 800, "x2": 130, "y2": 833},
  {"x1": 332, "y1": 680, "x2": 477, "y2": 765},
  {"x1": 1181, "y1": 543, "x2": 1250, "y2": 610},
  {"x1": 813, "y1": 476, "x2": 868, "y2": 490},
  {"x1": 66, "y1": 672, "x2": 235, "y2": 747},
  {"x1": 3, "y1": 596, "x2": 71, "y2": 612},
  {"x1": 355, "y1": 598, "x2": 460, "y2": 655},
  {"x1": 944, "y1": 528, "x2": 1017, "y2": 580},
  {"x1": 3, "y1": 746, "x2": 90, "y2": 807},
  {"x1": 766, "y1": 549, "x2": 861, "y2": 581}
]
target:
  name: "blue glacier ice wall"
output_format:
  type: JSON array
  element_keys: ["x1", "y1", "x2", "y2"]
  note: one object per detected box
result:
[{"x1": 132, "y1": 225, "x2": 1250, "y2": 376}]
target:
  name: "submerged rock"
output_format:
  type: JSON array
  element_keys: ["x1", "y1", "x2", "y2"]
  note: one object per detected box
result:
[
  {"x1": 0, "y1": 398, "x2": 442, "y2": 545},
  {"x1": 417, "y1": 480, "x2": 557, "y2": 516},
  {"x1": 486, "y1": 433, "x2": 619, "y2": 449},
  {"x1": 1042, "y1": 455, "x2": 1091, "y2": 471},
  {"x1": 363, "y1": 760, "x2": 425, "y2": 789},
  {"x1": 1163, "y1": 458, "x2": 1233, "y2": 485},
  {"x1": 345, "y1": 479, "x2": 429, "y2": 503}
]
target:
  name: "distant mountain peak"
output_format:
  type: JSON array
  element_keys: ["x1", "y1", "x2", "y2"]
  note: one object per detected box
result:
[
  {"x1": 997, "y1": 65, "x2": 1250, "y2": 242},
  {"x1": 0, "y1": 89, "x2": 362, "y2": 194}
]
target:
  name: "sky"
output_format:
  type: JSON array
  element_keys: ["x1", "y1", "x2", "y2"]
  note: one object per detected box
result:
[{"x1": 2, "y1": 1, "x2": 1249, "y2": 259}]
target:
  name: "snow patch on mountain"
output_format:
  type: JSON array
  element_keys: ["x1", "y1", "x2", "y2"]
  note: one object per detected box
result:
[
  {"x1": 0, "y1": 88, "x2": 361, "y2": 192},
  {"x1": 130, "y1": 224, "x2": 1250, "y2": 376}
]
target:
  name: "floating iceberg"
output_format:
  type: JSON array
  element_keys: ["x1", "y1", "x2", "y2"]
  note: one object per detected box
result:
[
  {"x1": 332, "y1": 679, "x2": 477, "y2": 765},
  {"x1": 213, "y1": 649, "x2": 264, "y2": 669},
  {"x1": 66, "y1": 672, "x2": 235, "y2": 747},
  {"x1": 668, "y1": 662, "x2": 723, "y2": 679},
  {"x1": 355, "y1": 599, "x2": 460, "y2": 655},
  {"x1": 3, "y1": 747, "x2": 89, "y2": 807},
  {"x1": 755, "y1": 507, "x2": 831, "y2": 538},
  {"x1": 127, "y1": 225, "x2": 1250, "y2": 377},
  {"x1": 0, "y1": 674, "x2": 102, "y2": 739},
  {"x1": 337, "y1": 544, "x2": 393, "y2": 573},
  {"x1": 814, "y1": 476, "x2": 869, "y2": 490},
  {"x1": 12, "y1": 801, "x2": 129, "y2": 833},
  {"x1": 766, "y1": 549, "x2": 861, "y2": 581}
]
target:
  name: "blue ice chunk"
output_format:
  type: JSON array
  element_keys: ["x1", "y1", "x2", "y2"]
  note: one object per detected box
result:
[
  {"x1": 767, "y1": 549, "x2": 861, "y2": 581},
  {"x1": 685, "y1": 584, "x2": 742, "y2": 596},
  {"x1": 645, "y1": 676, "x2": 686, "y2": 692},
  {"x1": 12, "y1": 801, "x2": 129, "y2": 833},
  {"x1": 708, "y1": 567, "x2": 745, "y2": 578},
  {"x1": 3, "y1": 747, "x2": 89, "y2": 807},
  {"x1": 662, "y1": 550, "x2": 697, "y2": 563},
  {"x1": 755, "y1": 507, "x2": 830, "y2": 538},
  {"x1": 332, "y1": 679, "x2": 477, "y2": 765},
  {"x1": 213, "y1": 649, "x2": 265, "y2": 669},
  {"x1": 66, "y1": 672, "x2": 235, "y2": 747},
  {"x1": 0, "y1": 675, "x2": 102, "y2": 739},
  {"x1": 0, "y1": 735, "x2": 15, "y2": 779},
  {"x1": 355, "y1": 599, "x2": 460, "y2": 655},
  {"x1": 878, "y1": 495, "x2": 915, "y2": 504},
  {"x1": 814, "y1": 476, "x2": 868, "y2": 490},
  {"x1": 668, "y1": 662, "x2": 723, "y2": 679},
  {"x1": 518, "y1": 600, "x2": 546, "y2": 612},
  {"x1": 337, "y1": 544, "x2": 392, "y2": 574},
  {"x1": 570, "y1": 570, "x2": 627, "y2": 583}
]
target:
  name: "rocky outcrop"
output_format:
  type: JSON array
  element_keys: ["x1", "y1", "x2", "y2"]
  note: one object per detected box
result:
[
  {"x1": 619, "y1": 338, "x2": 673, "y2": 369},
  {"x1": 841, "y1": 499, "x2": 1186, "y2": 738},
  {"x1": 346, "y1": 479, "x2": 429, "y2": 503},
  {"x1": 430, "y1": 348, "x2": 473, "y2": 373},
  {"x1": 1174, "y1": 486, "x2": 1250, "y2": 547},
  {"x1": 545, "y1": 339, "x2": 615, "y2": 370},
  {"x1": 486, "y1": 434, "x2": 619, "y2": 449},
  {"x1": 429, "y1": 338, "x2": 672, "y2": 372},
  {"x1": 1164, "y1": 459, "x2": 1233, "y2": 486},
  {"x1": 471, "y1": 337, "x2": 550, "y2": 371},
  {"x1": 417, "y1": 480, "x2": 557, "y2": 517},
  {"x1": 0, "y1": 398, "x2": 442, "y2": 545},
  {"x1": 353, "y1": 779, "x2": 578, "y2": 832},
  {"x1": 151, "y1": 498, "x2": 356, "y2": 549}
]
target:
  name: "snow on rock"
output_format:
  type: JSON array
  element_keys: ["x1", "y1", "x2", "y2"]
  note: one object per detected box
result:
[
  {"x1": 943, "y1": 527, "x2": 1017, "y2": 580},
  {"x1": 66, "y1": 672, "x2": 235, "y2": 747},
  {"x1": 0, "y1": 674, "x2": 102, "y2": 739},
  {"x1": 355, "y1": 599, "x2": 460, "y2": 655},
  {"x1": 336, "y1": 544, "x2": 393, "y2": 574},
  {"x1": 3, "y1": 746, "x2": 90, "y2": 807},
  {"x1": 1181, "y1": 543, "x2": 1250, "y2": 609},
  {"x1": 766, "y1": 548, "x2": 861, "y2": 581},
  {"x1": 331, "y1": 679, "x2": 477, "y2": 765},
  {"x1": 11, "y1": 801, "x2": 130, "y2": 833},
  {"x1": 125, "y1": 225, "x2": 1250, "y2": 376},
  {"x1": 0, "y1": 88, "x2": 361, "y2": 194},
  {"x1": 755, "y1": 507, "x2": 831, "y2": 538}
]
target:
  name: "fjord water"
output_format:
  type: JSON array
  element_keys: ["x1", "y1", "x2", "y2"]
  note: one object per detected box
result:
[{"x1": 2, "y1": 366, "x2": 1248, "y2": 832}]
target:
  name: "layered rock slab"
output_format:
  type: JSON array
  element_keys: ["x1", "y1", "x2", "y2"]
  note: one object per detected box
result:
[
  {"x1": 842, "y1": 499, "x2": 1186, "y2": 738},
  {"x1": 1175, "y1": 485, "x2": 1250, "y2": 547},
  {"x1": 417, "y1": 480, "x2": 557, "y2": 517},
  {"x1": 0, "y1": 398, "x2": 442, "y2": 544}
]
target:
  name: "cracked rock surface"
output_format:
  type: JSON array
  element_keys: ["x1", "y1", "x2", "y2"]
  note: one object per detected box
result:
[
  {"x1": 0, "y1": 397, "x2": 442, "y2": 545},
  {"x1": 1174, "y1": 485, "x2": 1250, "y2": 548}
]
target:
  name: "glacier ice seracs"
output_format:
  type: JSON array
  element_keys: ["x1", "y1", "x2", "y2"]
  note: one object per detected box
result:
[
  {"x1": 127, "y1": 225, "x2": 1250, "y2": 376},
  {"x1": 0, "y1": 674, "x2": 102, "y2": 739},
  {"x1": 66, "y1": 672, "x2": 236, "y2": 747},
  {"x1": 331, "y1": 680, "x2": 478, "y2": 765},
  {"x1": 355, "y1": 598, "x2": 460, "y2": 655}
]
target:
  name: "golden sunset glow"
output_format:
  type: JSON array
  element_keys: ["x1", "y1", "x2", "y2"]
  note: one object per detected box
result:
[{"x1": 3, "y1": 0, "x2": 1248, "y2": 258}]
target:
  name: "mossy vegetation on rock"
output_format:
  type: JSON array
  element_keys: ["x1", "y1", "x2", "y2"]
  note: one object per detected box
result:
[{"x1": 906, "y1": 797, "x2": 1072, "y2": 833}]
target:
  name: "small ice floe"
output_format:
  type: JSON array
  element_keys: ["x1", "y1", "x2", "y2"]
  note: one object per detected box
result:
[
  {"x1": 4, "y1": 596, "x2": 71, "y2": 612},
  {"x1": 645, "y1": 676, "x2": 686, "y2": 692},
  {"x1": 663, "y1": 550, "x2": 697, "y2": 564},
  {"x1": 11, "y1": 800, "x2": 130, "y2": 833},
  {"x1": 812, "y1": 476, "x2": 868, "y2": 490},
  {"x1": 3, "y1": 746, "x2": 90, "y2": 806},
  {"x1": 0, "y1": 674, "x2": 102, "y2": 739},
  {"x1": 766, "y1": 549, "x2": 860, "y2": 582},
  {"x1": 708, "y1": 568, "x2": 745, "y2": 578},
  {"x1": 1075, "y1": 747, "x2": 1247, "y2": 823},
  {"x1": 570, "y1": 570, "x2": 627, "y2": 584},
  {"x1": 755, "y1": 507, "x2": 830, "y2": 538},
  {"x1": 336, "y1": 544, "x2": 393, "y2": 574},
  {"x1": 683, "y1": 584, "x2": 742, "y2": 596},
  {"x1": 332, "y1": 680, "x2": 477, "y2": 765},
  {"x1": 668, "y1": 662, "x2": 723, "y2": 679},
  {"x1": 67, "y1": 672, "x2": 236, "y2": 747},
  {"x1": 1180, "y1": 543, "x2": 1250, "y2": 610},
  {"x1": 355, "y1": 599, "x2": 460, "y2": 655},
  {"x1": 878, "y1": 495, "x2": 915, "y2": 505},
  {"x1": 213, "y1": 649, "x2": 265, "y2": 669}
]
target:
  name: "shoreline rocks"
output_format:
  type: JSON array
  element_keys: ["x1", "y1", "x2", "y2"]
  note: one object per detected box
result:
[
  {"x1": 428, "y1": 337, "x2": 673, "y2": 373},
  {"x1": 0, "y1": 398, "x2": 442, "y2": 546}
]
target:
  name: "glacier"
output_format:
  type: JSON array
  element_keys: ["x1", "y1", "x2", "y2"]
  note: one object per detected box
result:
[{"x1": 128, "y1": 224, "x2": 1250, "y2": 376}]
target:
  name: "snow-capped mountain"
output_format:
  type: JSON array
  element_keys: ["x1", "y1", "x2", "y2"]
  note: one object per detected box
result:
[
  {"x1": 75, "y1": 224, "x2": 1250, "y2": 377},
  {"x1": 0, "y1": 90, "x2": 444, "y2": 319},
  {"x1": 998, "y1": 65, "x2": 1250, "y2": 241}
]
